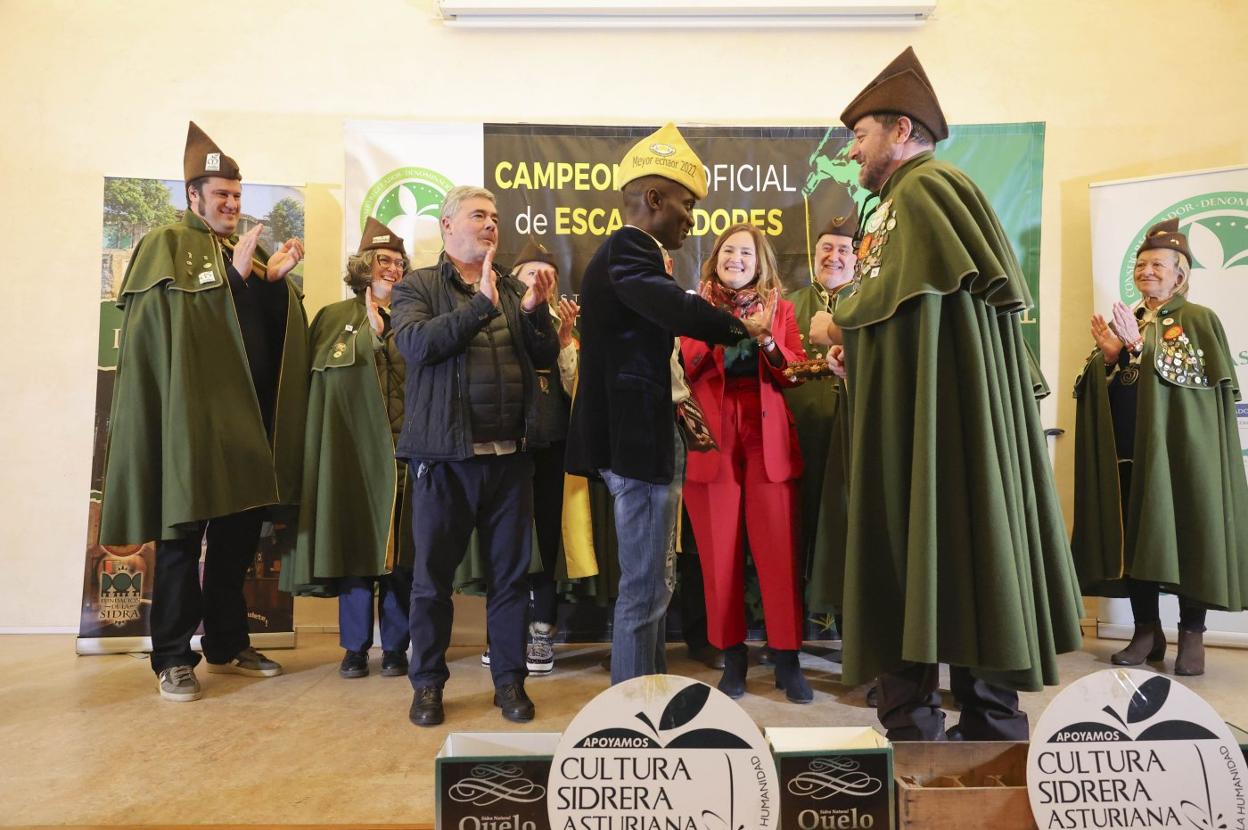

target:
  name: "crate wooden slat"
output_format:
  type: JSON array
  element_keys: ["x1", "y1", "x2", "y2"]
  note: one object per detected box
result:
[{"x1": 893, "y1": 741, "x2": 1036, "y2": 830}]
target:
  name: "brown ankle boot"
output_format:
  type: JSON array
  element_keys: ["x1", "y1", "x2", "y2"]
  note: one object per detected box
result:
[
  {"x1": 1111, "y1": 622, "x2": 1165, "y2": 665},
  {"x1": 1174, "y1": 629, "x2": 1205, "y2": 676}
]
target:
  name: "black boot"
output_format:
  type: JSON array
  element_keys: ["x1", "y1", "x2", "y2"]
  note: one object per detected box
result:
[
  {"x1": 1111, "y1": 622, "x2": 1165, "y2": 666},
  {"x1": 773, "y1": 649, "x2": 813, "y2": 704},
  {"x1": 717, "y1": 644, "x2": 748, "y2": 699}
]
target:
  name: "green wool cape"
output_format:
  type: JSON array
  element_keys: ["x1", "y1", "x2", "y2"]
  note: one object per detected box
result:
[
  {"x1": 1071, "y1": 296, "x2": 1248, "y2": 609},
  {"x1": 281, "y1": 296, "x2": 412, "y2": 597},
  {"x1": 833, "y1": 152, "x2": 1083, "y2": 692},
  {"x1": 100, "y1": 212, "x2": 308, "y2": 544},
  {"x1": 782, "y1": 281, "x2": 855, "y2": 617}
]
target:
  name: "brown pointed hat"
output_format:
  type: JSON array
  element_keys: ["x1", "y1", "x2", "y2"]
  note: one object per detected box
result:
[
  {"x1": 357, "y1": 216, "x2": 405, "y2": 255},
  {"x1": 1136, "y1": 218, "x2": 1193, "y2": 266},
  {"x1": 840, "y1": 47, "x2": 949, "y2": 142},
  {"x1": 816, "y1": 208, "x2": 859, "y2": 241},
  {"x1": 514, "y1": 239, "x2": 559, "y2": 269},
  {"x1": 183, "y1": 121, "x2": 241, "y2": 182}
]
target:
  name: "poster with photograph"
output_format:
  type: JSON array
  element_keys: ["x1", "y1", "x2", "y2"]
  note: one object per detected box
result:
[{"x1": 77, "y1": 178, "x2": 304, "y2": 654}]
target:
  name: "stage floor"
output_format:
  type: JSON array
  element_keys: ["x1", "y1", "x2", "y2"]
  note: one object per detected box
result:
[{"x1": 3, "y1": 631, "x2": 1246, "y2": 826}]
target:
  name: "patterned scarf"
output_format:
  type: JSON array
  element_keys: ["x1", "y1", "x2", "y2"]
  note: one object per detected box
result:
[{"x1": 700, "y1": 278, "x2": 766, "y2": 319}]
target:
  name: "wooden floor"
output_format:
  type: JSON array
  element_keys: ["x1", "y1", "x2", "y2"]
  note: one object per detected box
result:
[{"x1": 3, "y1": 630, "x2": 1247, "y2": 827}]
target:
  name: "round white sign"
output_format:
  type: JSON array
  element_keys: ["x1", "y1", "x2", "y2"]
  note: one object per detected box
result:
[
  {"x1": 1028, "y1": 669, "x2": 1247, "y2": 830},
  {"x1": 548, "y1": 675, "x2": 779, "y2": 830}
]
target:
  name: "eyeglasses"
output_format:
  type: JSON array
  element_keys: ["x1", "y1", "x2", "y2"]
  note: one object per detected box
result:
[{"x1": 375, "y1": 254, "x2": 406, "y2": 270}]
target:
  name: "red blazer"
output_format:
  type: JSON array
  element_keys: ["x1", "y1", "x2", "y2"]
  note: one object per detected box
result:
[{"x1": 680, "y1": 298, "x2": 805, "y2": 484}]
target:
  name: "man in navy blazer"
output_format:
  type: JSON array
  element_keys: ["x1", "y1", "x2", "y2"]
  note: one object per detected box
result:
[{"x1": 565, "y1": 123, "x2": 767, "y2": 683}]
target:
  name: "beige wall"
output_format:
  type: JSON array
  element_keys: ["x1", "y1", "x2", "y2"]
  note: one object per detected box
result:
[{"x1": 2, "y1": 0, "x2": 1245, "y2": 628}]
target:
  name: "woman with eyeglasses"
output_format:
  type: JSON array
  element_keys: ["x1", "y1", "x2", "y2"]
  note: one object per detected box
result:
[{"x1": 282, "y1": 218, "x2": 415, "y2": 680}]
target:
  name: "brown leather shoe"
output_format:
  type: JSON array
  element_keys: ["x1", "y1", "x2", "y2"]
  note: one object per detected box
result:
[
  {"x1": 1174, "y1": 629, "x2": 1205, "y2": 676},
  {"x1": 1110, "y1": 622, "x2": 1166, "y2": 666}
]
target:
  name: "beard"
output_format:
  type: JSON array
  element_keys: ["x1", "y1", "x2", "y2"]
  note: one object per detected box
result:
[
  {"x1": 820, "y1": 267, "x2": 850, "y2": 290},
  {"x1": 858, "y1": 152, "x2": 892, "y2": 192}
]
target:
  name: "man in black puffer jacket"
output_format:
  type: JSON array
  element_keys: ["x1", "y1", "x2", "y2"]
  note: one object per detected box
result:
[{"x1": 391, "y1": 185, "x2": 558, "y2": 727}]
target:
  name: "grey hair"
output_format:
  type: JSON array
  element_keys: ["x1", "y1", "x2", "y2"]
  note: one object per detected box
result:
[
  {"x1": 1174, "y1": 249, "x2": 1191, "y2": 296},
  {"x1": 439, "y1": 185, "x2": 496, "y2": 239},
  {"x1": 875, "y1": 113, "x2": 934, "y2": 147},
  {"x1": 343, "y1": 250, "x2": 377, "y2": 295}
]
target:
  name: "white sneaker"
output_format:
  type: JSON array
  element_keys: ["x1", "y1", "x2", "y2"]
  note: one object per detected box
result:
[
  {"x1": 206, "y1": 646, "x2": 282, "y2": 677},
  {"x1": 158, "y1": 665, "x2": 202, "y2": 702},
  {"x1": 481, "y1": 646, "x2": 491, "y2": 667}
]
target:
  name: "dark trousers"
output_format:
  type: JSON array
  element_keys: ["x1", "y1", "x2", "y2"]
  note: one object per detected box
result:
[
  {"x1": 408, "y1": 453, "x2": 534, "y2": 689},
  {"x1": 338, "y1": 568, "x2": 413, "y2": 653},
  {"x1": 1125, "y1": 578, "x2": 1208, "y2": 633},
  {"x1": 877, "y1": 662, "x2": 1029, "y2": 741},
  {"x1": 149, "y1": 509, "x2": 264, "y2": 674},
  {"x1": 675, "y1": 509, "x2": 711, "y2": 651},
  {"x1": 529, "y1": 441, "x2": 566, "y2": 625}
]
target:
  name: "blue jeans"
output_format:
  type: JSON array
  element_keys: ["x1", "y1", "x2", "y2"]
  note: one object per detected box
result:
[
  {"x1": 338, "y1": 568, "x2": 412, "y2": 653},
  {"x1": 601, "y1": 423, "x2": 685, "y2": 684}
]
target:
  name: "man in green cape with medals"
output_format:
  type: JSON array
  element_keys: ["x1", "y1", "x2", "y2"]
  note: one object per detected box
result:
[
  {"x1": 282, "y1": 218, "x2": 415, "y2": 680},
  {"x1": 784, "y1": 212, "x2": 858, "y2": 626},
  {"x1": 100, "y1": 122, "x2": 309, "y2": 702},
  {"x1": 1072, "y1": 218, "x2": 1248, "y2": 677},
  {"x1": 828, "y1": 49, "x2": 1083, "y2": 740}
]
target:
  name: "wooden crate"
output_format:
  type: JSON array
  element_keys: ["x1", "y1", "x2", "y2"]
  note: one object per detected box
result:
[{"x1": 893, "y1": 741, "x2": 1036, "y2": 830}]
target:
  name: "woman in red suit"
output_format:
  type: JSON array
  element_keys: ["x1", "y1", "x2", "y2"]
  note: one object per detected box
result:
[{"x1": 681, "y1": 223, "x2": 811, "y2": 703}]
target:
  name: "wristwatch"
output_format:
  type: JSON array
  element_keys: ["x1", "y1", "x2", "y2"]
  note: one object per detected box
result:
[{"x1": 760, "y1": 335, "x2": 776, "y2": 350}]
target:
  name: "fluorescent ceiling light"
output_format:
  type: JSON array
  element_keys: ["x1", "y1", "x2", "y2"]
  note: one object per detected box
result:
[{"x1": 438, "y1": 0, "x2": 936, "y2": 28}]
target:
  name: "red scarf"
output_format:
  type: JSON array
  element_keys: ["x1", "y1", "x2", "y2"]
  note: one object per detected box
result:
[{"x1": 700, "y1": 278, "x2": 766, "y2": 319}]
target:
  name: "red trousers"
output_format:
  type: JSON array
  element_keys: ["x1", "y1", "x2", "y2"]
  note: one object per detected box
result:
[{"x1": 684, "y1": 377, "x2": 804, "y2": 650}]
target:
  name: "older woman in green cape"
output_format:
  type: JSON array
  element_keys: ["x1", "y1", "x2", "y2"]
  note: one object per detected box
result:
[
  {"x1": 1073, "y1": 218, "x2": 1248, "y2": 676},
  {"x1": 281, "y1": 218, "x2": 414, "y2": 680}
]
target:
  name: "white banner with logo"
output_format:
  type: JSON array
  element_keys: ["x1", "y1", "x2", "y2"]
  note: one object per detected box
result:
[
  {"x1": 1089, "y1": 164, "x2": 1248, "y2": 645},
  {"x1": 1028, "y1": 669, "x2": 1246, "y2": 830},
  {"x1": 547, "y1": 675, "x2": 778, "y2": 829},
  {"x1": 344, "y1": 122, "x2": 483, "y2": 269}
]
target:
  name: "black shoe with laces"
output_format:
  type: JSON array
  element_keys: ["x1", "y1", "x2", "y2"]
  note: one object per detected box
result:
[
  {"x1": 688, "y1": 643, "x2": 726, "y2": 670},
  {"x1": 409, "y1": 686, "x2": 445, "y2": 726},
  {"x1": 339, "y1": 649, "x2": 369, "y2": 679},
  {"x1": 380, "y1": 650, "x2": 408, "y2": 677},
  {"x1": 494, "y1": 683, "x2": 535, "y2": 722}
]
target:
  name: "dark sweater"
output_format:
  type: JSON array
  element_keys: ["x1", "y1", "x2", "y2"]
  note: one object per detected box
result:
[{"x1": 225, "y1": 257, "x2": 288, "y2": 433}]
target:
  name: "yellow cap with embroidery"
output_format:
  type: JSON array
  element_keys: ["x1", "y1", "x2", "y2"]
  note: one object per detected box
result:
[{"x1": 617, "y1": 123, "x2": 708, "y2": 200}]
